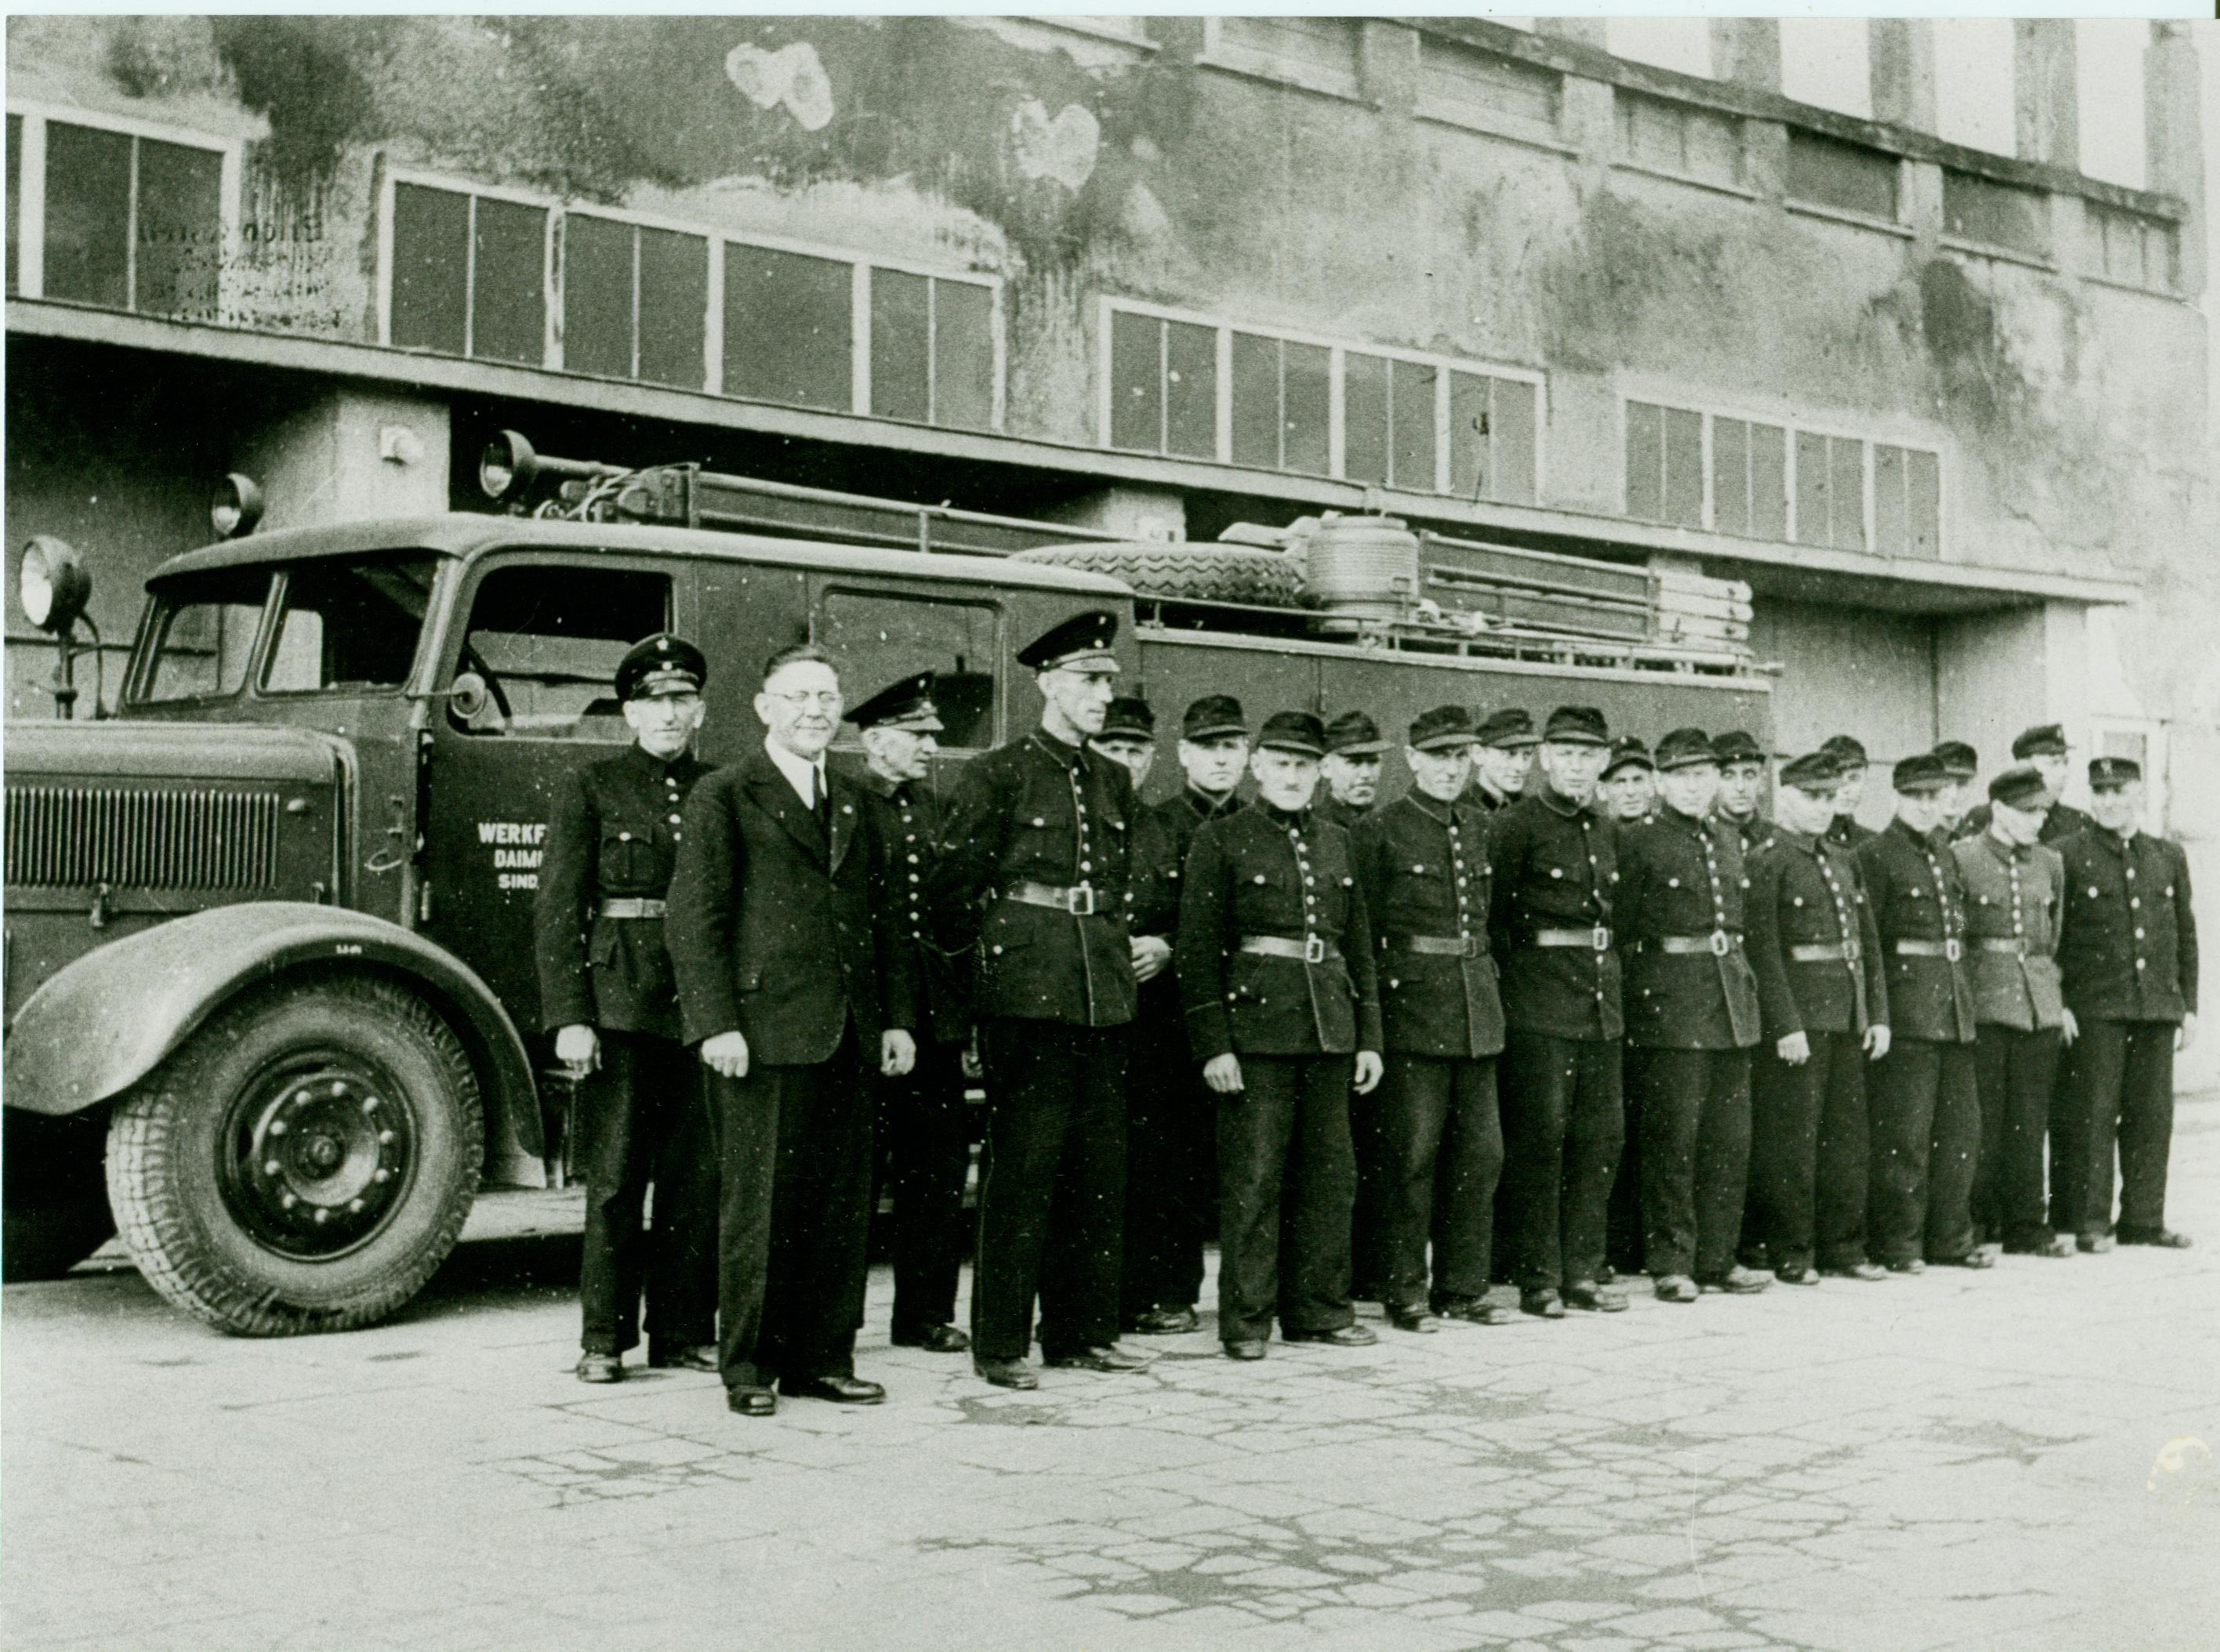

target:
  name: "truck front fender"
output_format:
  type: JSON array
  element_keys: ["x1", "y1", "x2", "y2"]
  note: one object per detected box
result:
[{"x1": 4, "y1": 903, "x2": 542, "y2": 1157}]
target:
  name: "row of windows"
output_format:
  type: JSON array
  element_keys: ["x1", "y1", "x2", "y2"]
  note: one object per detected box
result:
[{"x1": 1627, "y1": 400, "x2": 1942, "y2": 560}]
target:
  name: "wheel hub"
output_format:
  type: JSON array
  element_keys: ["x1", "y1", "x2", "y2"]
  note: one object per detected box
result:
[{"x1": 221, "y1": 1061, "x2": 415, "y2": 1259}]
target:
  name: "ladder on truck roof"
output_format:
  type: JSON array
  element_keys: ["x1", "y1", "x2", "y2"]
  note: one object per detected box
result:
[{"x1": 476, "y1": 432, "x2": 1765, "y2": 679}]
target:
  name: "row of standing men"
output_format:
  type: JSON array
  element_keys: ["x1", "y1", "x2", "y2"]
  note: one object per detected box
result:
[{"x1": 535, "y1": 620, "x2": 2197, "y2": 1416}]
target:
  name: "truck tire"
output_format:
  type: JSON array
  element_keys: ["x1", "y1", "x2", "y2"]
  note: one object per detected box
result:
[
  {"x1": 1014, "y1": 543, "x2": 1304, "y2": 606},
  {"x1": 106, "y1": 974, "x2": 484, "y2": 1336},
  {"x1": 2, "y1": 1110, "x2": 117, "y2": 1282}
]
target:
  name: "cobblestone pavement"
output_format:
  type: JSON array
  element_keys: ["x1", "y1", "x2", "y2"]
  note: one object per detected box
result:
[{"x1": 6, "y1": 1100, "x2": 2217, "y2": 1652}]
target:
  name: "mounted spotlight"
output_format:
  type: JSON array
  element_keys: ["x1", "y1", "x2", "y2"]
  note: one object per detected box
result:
[
  {"x1": 211, "y1": 473, "x2": 265, "y2": 539},
  {"x1": 19, "y1": 535, "x2": 92, "y2": 637},
  {"x1": 478, "y1": 429, "x2": 540, "y2": 502}
]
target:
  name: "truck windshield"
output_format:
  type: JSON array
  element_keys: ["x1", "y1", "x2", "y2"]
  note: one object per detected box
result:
[{"x1": 136, "y1": 554, "x2": 439, "y2": 702}]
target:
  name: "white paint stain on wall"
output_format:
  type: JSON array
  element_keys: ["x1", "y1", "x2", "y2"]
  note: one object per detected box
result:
[
  {"x1": 1010, "y1": 99, "x2": 1101, "y2": 190},
  {"x1": 724, "y1": 41, "x2": 835, "y2": 132}
]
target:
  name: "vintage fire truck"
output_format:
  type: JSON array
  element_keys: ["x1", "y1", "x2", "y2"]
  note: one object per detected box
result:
[{"x1": 2, "y1": 435, "x2": 1769, "y2": 1335}]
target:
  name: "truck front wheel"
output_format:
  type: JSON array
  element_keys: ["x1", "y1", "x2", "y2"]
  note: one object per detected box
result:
[{"x1": 107, "y1": 974, "x2": 484, "y2": 1336}]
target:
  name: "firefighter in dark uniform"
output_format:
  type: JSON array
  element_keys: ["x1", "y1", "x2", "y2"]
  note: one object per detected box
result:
[
  {"x1": 1821, "y1": 735, "x2": 1878, "y2": 850},
  {"x1": 536, "y1": 634, "x2": 720, "y2": 1383},
  {"x1": 1350, "y1": 706, "x2": 1512, "y2": 1331},
  {"x1": 1599, "y1": 736, "x2": 1655, "y2": 1278},
  {"x1": 1951, "y1": 764, "x2": 2076, "y2": 1260},
  {"x1": 1855, "y1": 752, "x2": 1986, "y2": 1273},
  {"x1": 1602, "y1": 737, "x2": 1657, "y2": 826},
  {"x1": 1619, "y1": 730, "x2": 1768, "y2": 1301},
  {"x1": 1933, "y1": 741, "x2": 1980, "y2": 839},
  {"x1": 1486, "y1": 705, "x2": 1623, "y2": 1318},
  {"x1": 1319, "y1": 711, "x2": 1388, "y2": 832},
  {"x1": 1958, "y1": 724, "x2": 2095, "y2": 846},
  {"x1": 1743, "y1": 752, "x2": 1892, "y2": 1284},
  {"x1": 1464, "y1": 708, "x2": 1539, "y2": 813},
  {"x1": 1714, "y1": 730, "x2": 1769, "y2": 856},
  {"x1": 851, "y1": 671, "x2": 978, "y2": 1353},
  {"x1": 1088, "y1": 695, "x2": 1159, "y2": 789},
  {"x1": 927, "y1": 611, "x2": 1151, "y2": 1390},
  {"x1": 1121, "y1": 695, "x2": 1248, "y2": 1337},
  {"x1": 2052, "y1": 755, "x2": 2198, "y2": 1251},
  {"x1": 1178, "y1": 711, "x2": 1385, "y2": 1360}
]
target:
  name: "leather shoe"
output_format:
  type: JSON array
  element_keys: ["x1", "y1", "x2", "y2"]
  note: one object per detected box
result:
[
  {"x1": 725, "y1": 1384, "x2": 776, "y2": 1417},
  {"x1": 1699, "y1": 1265, "x2": 1772, "y2": 1294},
  {"x1": 647, "y1": 1343, "x2": 720, "y2": 1372},
  {"x1": 2118, "y1": 1226, "x2": 2193, "y2": 1249},
  {"x1": 1283, "y1": 1324, "x2": 1377, "y2": 1347},
  {"x1": 1519, "y1": 1288, "x2": 1565, "y2": 1320},
  {"x1": 1387, "y1": 1306, "x2": 1440, "y2": 1333},
  {"x1": 1564, "y1": 1281, "x2": 1629, "y2": 1313},
  {"x1": 1774, "y1": 1265, "x2": 1821, "y2": 1286},
  {"x1": 1045, "y1": 1344, "x2": 1150, "y2": 1373},
  {"x1": 1654, "y1": 1274, "x2": 1699, "y2": 1303},
  {"x1": 892, "y1": 1323, "x2": 972, "y2": 1353},
  {"x1": 1127, "y1": 1305, "x2": 1200, "y2": 1336},
  {"x1": 1223, "y1": 1339, "x2": 1267, "y2": 1361},
  {"x1": 973, "y1": 1356, "x2": 1039, "y2": 1390},
  {"x1": 2008, "y1": 1234, "x2": 2079, "y2": 1259},
  {"x1": 1931, "y1": 1249, "x2": 1995, "y2": 1270},
  {"x1": 1435, "y1": 1295, "x2": 1515, "y2": 1326},
  {"x1": 2078, "y1": 1233, "x2": 2114, "y2": 1254},
  {"x1": 1823, "y1": 1261, "x2": 1889, "y2": 1281},
  {"x1": 575, "y1": 1353, "x2": 625, "y2": 1384},
  {"x1": 784, "y1": 1373, "x2": 886, "y2": 1405},
  {"x1": 1884, "y1": 1257, "x2": 1928, "y2": 1274}
]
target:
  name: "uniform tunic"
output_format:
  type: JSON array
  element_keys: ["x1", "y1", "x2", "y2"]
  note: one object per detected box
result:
[{"x1": 1316, "y1": 794, "x2": 1373, "y2": 835}]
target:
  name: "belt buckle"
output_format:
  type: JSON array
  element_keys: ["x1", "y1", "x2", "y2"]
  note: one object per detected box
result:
[
  {"x1": 1945, "y1": 937, "x2": 1964, "y2": 963},
  {"x1": 1304, "y1": 935, "x2": 1326, "y2": 965},
  {"x1": 1709, "y1": 929, "x2": 1732, "y2": 957},
  {"x1": 1066, "y1": 884, "x2": 1097, "y2": 917},
  {"x1": 1591, "y1": 926, "x2": 1611, "y2": 953},
  {"x1": 1460, "y1": 934, "x2": 1479, "y2": 960}
]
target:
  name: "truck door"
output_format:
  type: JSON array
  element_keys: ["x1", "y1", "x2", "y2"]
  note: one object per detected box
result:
[{"x1": 419, "y1": 552, "x2": 698, "y2": 1031}]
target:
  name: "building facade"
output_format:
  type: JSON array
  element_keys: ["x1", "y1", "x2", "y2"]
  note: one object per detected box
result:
[{"x1": 5, "y1": 16, "x2": 2215, "y2": 1084}]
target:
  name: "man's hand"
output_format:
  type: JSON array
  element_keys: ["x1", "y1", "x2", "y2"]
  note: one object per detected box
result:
[
  {"x1": 1202, "y1": 1053, "x2": 1244, "y2": 1094},
  {"x1": 1864, "y1": 1023, "x2": 1892, "y2": 1061},
  {"x1": 2179, "y1": 1012, "x2": 2198, "y2": 1054},
  {"x1": 700, "y1": 1031, "x2": 750, "y2": 1079},
  {"x1": 881, "y1": 1028, "x2": 917, "y2": 1077},
  {"x1": 554, "y1": 1023, "x2": 600, "y2": 1079},
  {"x1": 1775, "y1": 1031, "x2": 1811, "y2": 1067},
  {"x1": 1130, "y1": 934, "x2": 1173, "y2": 984},
  {"x1": 2060, "y1": 1007, "x2": 2079, "y2": 1047},
  {"x1": 1353, "y1": 1051, "x2": 1384, "y2": 1095}
]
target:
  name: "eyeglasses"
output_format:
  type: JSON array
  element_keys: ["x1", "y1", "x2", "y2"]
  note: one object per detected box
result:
[{"x1": 767, "y1": 690, "x2": 843, "y2": 711}]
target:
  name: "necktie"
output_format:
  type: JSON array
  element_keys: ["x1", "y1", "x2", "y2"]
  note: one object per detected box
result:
[{"x1": 814, "y1": 767, "x2": 832, "y2": 840}]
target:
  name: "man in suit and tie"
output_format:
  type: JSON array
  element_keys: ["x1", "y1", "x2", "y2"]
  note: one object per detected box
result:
[{"x1": 666, "y1": 643, "x2": 916, "y2": 1418}]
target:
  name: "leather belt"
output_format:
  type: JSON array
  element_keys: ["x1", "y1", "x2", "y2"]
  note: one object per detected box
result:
[
  {"x1": 1240, "y1": 935, "x2": 1337, "y2": 964},
  {"x1": 1894, "y1": 938, "x2": 1965, "y2": 962},
  {"x1": 1789, "y1": 942, "x2": 1859, "y2": 964},
  {"x1": 1005, "y1": 880, "x2": 1098, "y2": 916},
  {"x1": 1652, "y1": 931, "x2": 1739, "y2": 957},
  {"x1": 1533, "y1": 926, "x2": 1613, "y2": 951},
  {"x1": 598, "y1": 897, "x2": 667, "y2": 919},
  {"x1": 1391, "y1": 934, "x2": 1482, "y2": 958},
  {"x1": 1976, "y1": 937, "x2": 2032, "y2": 955}
]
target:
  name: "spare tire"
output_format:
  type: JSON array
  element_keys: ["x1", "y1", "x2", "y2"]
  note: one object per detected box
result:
[{"x1": 1014, "y1": 543, "x2": 1303, "y2": 607}]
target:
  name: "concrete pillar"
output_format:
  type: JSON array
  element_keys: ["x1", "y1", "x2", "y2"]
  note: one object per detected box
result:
[
  {"x1": 1933, "y1": 599, "x2": 2093, "y2": 782},
  {"x1": 1359, "y1": 20, "x2": 1420, "y2": 118},
  {"x1": 2146, "y1": 23, "x2": 2207, "y2": 300},
  {"x1": 1711, "y1": 20, "x2": 1781, "y2": 94},
  {"x1": 2015, "y1": 20, "x2": 2080, "y2": 170},
  {"x1": 235, "y1": 387, "x2": 452, "y2": 532},
  {"x1": 1869, "y1": 20, "x2": 1936, "y2": 133},
  {"x1": 1535, "y1": 19, "x2": 1605, "y2": 53}
]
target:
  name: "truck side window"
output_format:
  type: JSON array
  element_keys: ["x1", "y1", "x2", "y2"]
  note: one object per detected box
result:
[
  {"x1": 818, "y1": 589, "x2": 997, "y2": 750},
  {"x1": 140, "y1": 569, "x2": 270, "y2": 702},
  {"x1": 450, "y1": 563, "x2": 672, "y2": 739},
  {"x1": 263, "y1": 556, "x2": 439, "y2": 694}
]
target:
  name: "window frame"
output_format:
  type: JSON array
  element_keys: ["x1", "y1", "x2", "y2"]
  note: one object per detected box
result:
[
  {"x1": 1199, "y1": 16, "x2": 1366, "y2": 103},
  {"x1": 2084, "y1": 200, "x2": 2180, "y2": 299},
  {"x1": 1939, "y1": 167, "x2": 2056, "y2": 270},
  {"x1": 1413, "y1": 35, "x2": 1572, "y2": 154},
  {"x1": 1097, "y1": 297, "x2": 1547, "y2": 503},
  {"x1": 1782, "y1": 128, "x2": 1913, "y2": 237},
  {"x1": 1609, "y1": 87, "x2": 1754, "y2": 201},
  {"x1": 6, "y1": 100, "x2": 243, "y2": 310}
]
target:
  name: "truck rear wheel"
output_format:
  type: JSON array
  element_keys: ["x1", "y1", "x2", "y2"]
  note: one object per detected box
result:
[
  {"x1": 2, "y1": 1110, "x2": 118, "y2": 1282},
  {"x1": 107, "y1": 974, "x2": 484, "y2": 1336}
]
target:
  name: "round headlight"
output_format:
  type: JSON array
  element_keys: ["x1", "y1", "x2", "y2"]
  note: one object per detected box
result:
[
  {"x1": 211, "y1": 473, "x2": 265, "y2": 539},
  {"x1": 479, "y1": 430, "x2": 538, "y2": 501},
  {"x1": 19, "y1": 535, "x2": 92, "y2": 636}
]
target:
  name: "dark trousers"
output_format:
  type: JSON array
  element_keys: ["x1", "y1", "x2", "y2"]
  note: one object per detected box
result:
[
  {"x1": 713, "y1": 1027, "x2": 873, "y2": 1390},
  {"x1": 1747, "y1": 1031, "x2": 1871, "y2": 1272},
  {"x1": 575, "y1": 1031, "x2": 717, "y2": 1357},
  {"x1": 873, "y1": 1038, "x2": 974, "y2": 1338},
  {"x1": 1605, "y1": 1046, "x2": 1646, "y2": 1274},
  {"x1": 1499, "y1": 1033, "x2": 1625, "y2": 1294},
  {"x1": 1972, "y1": 1023, "x2": 2062, "y2": 1250},
  {"x1": 1632, "y1": 1047, "x2": 1754, "y2": 1281},
  {"x1": 2053, "y1": 1019, "x2": 2177, "y2": 1239},
  {"x1": 1866, "y1": 1038, "x2": 1980, "y2": 1266},
  {"x1": 1121, "y1": 994, "x2": 1215, "y2": 1320},
  {"x1": 1373, "y1": 1055, "x2": 1502, "y2": 1310},
  {"x1": 1217, "y1": 1054, "x2": 1358, "y2": 1342},
  {"x1": 972, "y1": 1018, "x2": 1127, "y2": 1361}
]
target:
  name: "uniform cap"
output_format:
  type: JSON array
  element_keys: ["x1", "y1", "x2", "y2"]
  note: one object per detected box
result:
[
  {"x1": 848, "y1": 669, "x2": 943, "y2": 733},
  {"x1": 1712, "y1": 730, "x2": 1765, "y2": 766},
  {"x1": 1819, "y1": 734, "x2": 1870, "y2": 768},
  {"x1": 2088, "y1": 755, "x2": 2142, "y2": 790},
  {"x1": 1098, "y1": 696, "x2": 1156, "y2": 741},
  {"x1": 1932, "y1": 740, "x2": 1979, "y2": 779},
  {"x1": 615, "y1": 633, "x2": 708, "y2": 702},
  {"x1": 1182, "y1": 694, "x2": 1248, "y2": 741},
  {"x1": 1778, "y1": 751, "x2": 1842, "y2": 794},
  {"x1": 1986, "y1": 764, "x2": 2048, "y2": 810},
  {"x1": 1408, "y1": 705, "x2": 1475, "y2": 752},
  {"x1": 1474, "y1": 707, "x2": 1540, "y2": 748},
  {"x1": 2012, "y1": 723, "x2": 2068, "y2": 759},
  {"x1": 1542, "y1": 705, "x2": 1609, "y2": 747},
  {"x1": 1018, "y1": 609, "x2": 1120, "y2": 672},
  {"x1": 1602, "y1": 736, "x2": 1655, "y2": 778},
  {"x1": 1256, "y1": 710, "x2": 1326, "y2": 757},
  {"x1": 1324, "y1": 710, "x2": 1389, "y2": 755},
  {"x1": 1654, "y1": 727, "x2": 1719, "y2": 771},
  {"x1": 1891, "y1": 752, "x2": 1951, "y2": 795}
]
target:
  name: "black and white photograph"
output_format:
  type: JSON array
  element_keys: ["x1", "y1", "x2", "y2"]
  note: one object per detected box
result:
[{"x1": 2, "y1": 8, "x2": 2216, "y2": 1649}]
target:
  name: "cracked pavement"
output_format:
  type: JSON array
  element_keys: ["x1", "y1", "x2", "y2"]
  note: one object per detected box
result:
[{"x1": 5, "y1": 1100, "x2": 2216, "y2": 1652}]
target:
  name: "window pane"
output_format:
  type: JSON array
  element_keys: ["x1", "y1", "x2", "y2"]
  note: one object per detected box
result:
[
  {"x1": 1712, "y1": 418, "x2": 1749, "y2": 537},
  {"x1": 1624, "y1": 400, "x2": 1664, "y2": 521},
  {"x1": 1873, "y1": 444, "x2": 1906, "y2": 556},
  {"x1": 452, "y1": 563, "x2": 669, "y2": 738},
  {"x1": 1282, "y1": 341, "x2": 1330, "y2": 476},
  {"x1": 1420, "y1": 40, "x2": 1561, "y2": 129},
  {"x1": 1489, "y1": 377, "x2": 1537, "y2": 504},
  {"x1": 1829, "y1": 437, "x2": 1865, "y2": 550},
  {"x1": 1164, "y1": 319, "x2": 1216, "y2": 460},
  {"x1": 819, "y1": 591, "x2": 998, "y2": 750},
  {"x1": 1787, "y1": 130, "x2": 1896, "y2": 220},
  {"x1": 390, "y1": 183, "x2": 469, "y2": 354},
  {"x1": 1449, "y1": 372, "x2": 1489, "y2": 500},
  {"x1": 1230, "y1": 331, "x2": 1281, "y2": 469},
  {"x1": 1619, "y1": 96, "x2": 1683, "y2": 173},
  {"x1": 724, "y1": 245, "x2": 852, "y2": 411},
  {"x1": 1663, "y1": 408, "x2": 1703, "y2": 528},
  {"x1": 1344, "y1": 353, "x2": 1390, "y2": 484},
  {"x1": 1943, "y1": 169, "x2": 2048, "y2": 259},
  {"x1": 135, "y1": 138, "x2": 222, "y2": 321},
  {"x1": 869, "y1": 266, "x2": 931, "y2": 423},
  {"x1": 1223, "y1": 16, "x2": 1358, "y2": 83},
  {"x1": 263, "y1": 556, "x2": 439, "y2": 694},
  {"x1": 1794, "y1": 430, "x2": 1830, "y2": 547},
  {"x1": 1108, "y1": 310, "x2": 1161, "y2": 452},
  {"x1": 1681, "y1": 106, "x2": 1742, "y2": 187},
  {"x1": 42, "y1": 121, "x2": 130, "y2": 309},
  {"x1": 1749, "y1": 422, "x2": 1787, "y2": 540},
  {"x1": 472, "y1": 197, "x2": 546, "y2": 365},
  {"x1": 564, "y1": 214, "x2": 634, "y2": 379},
  {"x1": 1906, "y1": 449, "x2": 1941, "y2": 559},
  {"x1": 6, "y1": 114, "x2": 19, "y2": 295},
  {"x1": 143, "y1": 572, "x2": 268, "y2": 702},
  {"x1": 1391, "y1": 360, "x2": 1437, "y2": 492},
  {"x1": 933, "y1": 278, "x2": 995, "y2": 431},
  {"x1": 637, "y1": 227, "x2": 708, "y2": 389}
]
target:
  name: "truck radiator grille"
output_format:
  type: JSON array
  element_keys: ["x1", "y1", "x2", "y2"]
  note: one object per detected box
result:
[{"x1": 5, "y1": 785, "x2": 282, "y2": 891}]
